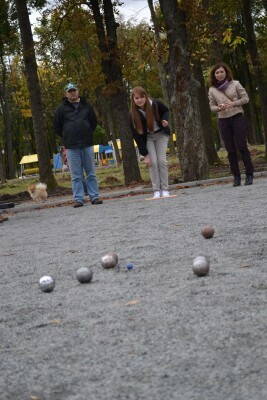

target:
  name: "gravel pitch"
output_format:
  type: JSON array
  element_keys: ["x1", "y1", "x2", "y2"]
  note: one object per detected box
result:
[{"x1": 1, "y1": 177, "x2": 267, "y2": 400}]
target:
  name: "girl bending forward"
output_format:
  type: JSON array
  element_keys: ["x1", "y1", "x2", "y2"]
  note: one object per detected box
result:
[{"x1": 130, "y1": 86, "x2": 171, "y2": 198}]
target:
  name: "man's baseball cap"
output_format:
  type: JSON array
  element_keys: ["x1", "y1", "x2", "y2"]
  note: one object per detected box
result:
[{"x1": 64, "y1": 82, "x2": 78, "y2": 92}]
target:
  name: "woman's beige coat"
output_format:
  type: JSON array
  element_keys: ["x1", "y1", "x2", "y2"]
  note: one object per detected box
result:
[{"x1": 208, "y1": 80, "x2": 249, "y2": 119}]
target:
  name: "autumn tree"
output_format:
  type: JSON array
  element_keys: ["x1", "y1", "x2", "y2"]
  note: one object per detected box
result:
[
  {"x1": 14, "y1": 0, "x2": 57, "y2": 189},
  {"x1": 157, "y1": 0, "x2": 209, "y2": 181},
  {"x1": 241, "y1": 0, "x2": 267, "y2": 156},
  {"x1": 88, "y1": 0, "x2": 142, "y2": 185},
  {"x1": 148, "y1": 0, "x2": 220, "y2": 164},
  {"x1": 0, "y1": 0, "x2": 17, "y2": 178}
]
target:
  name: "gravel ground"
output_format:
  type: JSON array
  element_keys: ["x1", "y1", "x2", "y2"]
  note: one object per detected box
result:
[{"x1": 1, "y1": 177, "x2": 267, "y2": 400}]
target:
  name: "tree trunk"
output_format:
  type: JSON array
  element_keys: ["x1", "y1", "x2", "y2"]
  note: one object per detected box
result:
[
  {"x1": 147, "y1": 0, "x2": 176, "y2": 155},
  {"x1": 242, "y1": 0, "x2": 267, "y2": 156},
  {"x1": 0, "y1": 57, "x2": 16, "y2": 178},
  {"x1": 89, "y1": 0, "x2": 141, "y2": 185},
  {"x1": 158, "y1": 0, "x2": 208, "y2": 181},
  {"x1": 240, "y1": 57, "x2": 261, "y2": 144},
  {"x1": 14, "y1": 0, "x2": 57, "y2": 189},
  {"x1": 193, "y1": 62, "x2": 220, "y2": 165},
  {"x1": 0, "y1": 89, "x2": 16, "y2": 179},
  {"x1": 0, "y1": 148, "x2": 6, "y2": 183},
  {"x1": 105, "y1": 102, "x2": 122, "y2": 164}
]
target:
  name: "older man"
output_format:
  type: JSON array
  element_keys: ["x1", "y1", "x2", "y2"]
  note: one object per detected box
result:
[{"x1": 54, "y1": 83, "x2": 102, "y2": 207}]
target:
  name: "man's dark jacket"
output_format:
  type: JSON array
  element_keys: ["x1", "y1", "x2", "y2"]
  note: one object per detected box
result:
[
  {"x1": 130, "y1": 99, "x2": 170, "y2": 156},
  {"x1": 54, "y1": 97, "x2": 97, "y2": 149}
]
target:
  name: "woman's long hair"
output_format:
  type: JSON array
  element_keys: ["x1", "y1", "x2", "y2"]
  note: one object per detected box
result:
[
  {"x1": 209, "y1": 62, "x2": 233, "y2": 87},
  {"x1": 130, "y1": 86, "x2": 154, "y2": 134}
]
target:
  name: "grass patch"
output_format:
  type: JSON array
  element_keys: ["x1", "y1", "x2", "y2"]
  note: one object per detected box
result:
[{"x1": 0, "y1": 145, "x2": 266, "y2": 198}]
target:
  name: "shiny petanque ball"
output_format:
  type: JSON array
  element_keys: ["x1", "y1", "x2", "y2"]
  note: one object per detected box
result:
[
  {"x1": 39, "y1": 275, "x2": 55, "y2": 292},
  {"x1": 201, "y1": 225, "x2": 215, "y2": 239},
  {"x1": 126, "y1": 263, "x2": 134, "y2": 271},
  {"x1": 192, "y1": 256, "x2": 210, "y2": 277},
  {"x1": 101, "y1": 252, "x2": 119, "y2": 269},
  {"x1": 76, "y1": 267, "x2": 93, "y2": 283}
]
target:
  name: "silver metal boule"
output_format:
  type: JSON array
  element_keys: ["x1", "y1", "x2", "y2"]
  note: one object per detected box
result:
[
  {"x1": 101, "y1": 252, "x2": 118, "y2": 269},
  {"x1": 76, "y1": 267, "x2": 93, "y2": 283},
  {"x1": 39, "y1": 275, "x2": 55, "y2": 292},
  {"x1": 192, "y1": 256, "x2": 210, "y2": 277}
]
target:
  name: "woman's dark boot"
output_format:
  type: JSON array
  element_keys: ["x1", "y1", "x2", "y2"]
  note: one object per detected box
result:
[
  {"x1": 245, "y1": 174, "x2": 253, "y2": 185},
  {"x1": 233, "y1": 176, "x2": 241, "y2": 187}
]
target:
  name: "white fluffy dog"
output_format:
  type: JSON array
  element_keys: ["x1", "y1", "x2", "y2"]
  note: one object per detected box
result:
[{"x1": 27, "y1": 183, "x2": 48, "y2": 202}]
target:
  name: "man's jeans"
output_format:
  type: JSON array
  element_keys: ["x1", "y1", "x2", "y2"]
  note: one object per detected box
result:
[{"x1": 66, "y1": 147, "x2": 99, "y2": 203}]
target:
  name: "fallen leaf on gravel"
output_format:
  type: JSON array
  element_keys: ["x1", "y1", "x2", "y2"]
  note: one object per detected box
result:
[
  {"x1": 125, "y1": 300, "x2": 140, "y2": 306},
  {"x1": 240, "y1": 264, "x2": 251, "y2": 268},
  {"x1": 30, "y1": 396, "x2": 41, "y2": 400},
  {"x1": 49, "y1": 319, "x2": 62, "y2": 325},
  {"x1": 32, "y1": 319, "x2": 62, "y2": 329}
]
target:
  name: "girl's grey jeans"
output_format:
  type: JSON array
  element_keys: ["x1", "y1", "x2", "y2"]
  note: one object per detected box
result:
[{"x1": 146, "y1": 131, "x2": 169, "y2": 191}]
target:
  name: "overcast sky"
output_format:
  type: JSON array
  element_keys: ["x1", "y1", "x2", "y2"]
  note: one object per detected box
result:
[
  {"x1": 30, "y1": 0, "x2": 151, "y2": 26},
  {"x1": 119, "y1": 0, "x2": 151, "y2": 23}
]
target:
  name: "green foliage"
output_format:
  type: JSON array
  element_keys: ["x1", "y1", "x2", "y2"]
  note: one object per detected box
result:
[
  {"x1": 28, "y1": 0, "x2": 47, "y2": 9},
  {"x1": 0, "y1": 0, "x2": 18, "y2": 53},
  {"x1": 93, "y1": 124, "x2": 107, "y2": 145},
  {"x1": 117, "y1": 21, "x2": 164, "y2": 97}
]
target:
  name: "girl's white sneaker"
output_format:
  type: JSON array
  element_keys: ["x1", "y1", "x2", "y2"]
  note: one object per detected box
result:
[
  {"x1": 162, "y1": 190, "x2": 170, "y2": 197},
  {"x1": 153, "y1": 191, "x2": 161, "y2": 199}
]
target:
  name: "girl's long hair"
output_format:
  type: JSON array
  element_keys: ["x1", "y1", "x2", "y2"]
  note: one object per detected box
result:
[
  {"x1": 130, "y1": 86, "x2": 154, "y2": 134},
  {"x1": 209, "y1": 62, "x2": 233, "y2": 87}
]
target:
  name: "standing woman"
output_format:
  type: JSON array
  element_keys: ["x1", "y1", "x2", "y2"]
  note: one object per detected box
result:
[
  {"x1": 208, "y1": 63, "x2": 254, "y2": 186},
  {"x1": 130, "y1": 87, "x2": 171, "y2": 198}
]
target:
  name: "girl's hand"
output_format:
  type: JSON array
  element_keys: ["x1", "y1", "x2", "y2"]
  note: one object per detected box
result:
[
  {"x1": 144, "y1": 155, "x2": 152, "y2": 167},
  {"x1": 161, "y1": 120, "x2": 168, "y2": 127}
]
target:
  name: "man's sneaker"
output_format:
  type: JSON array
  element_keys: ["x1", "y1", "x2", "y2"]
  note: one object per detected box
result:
[
  {"x1": 153, "y1": 191, "x2": 161, "y2": 199},
  {"x1": 73, "y1": 201, "x2": 83, "y2": 208},
  {"x1": 91, "y1": 198, "x2": 103, "y2": 205},
  {"x1": 162, "y1": 190, "x2": 170, "y2": 197}
]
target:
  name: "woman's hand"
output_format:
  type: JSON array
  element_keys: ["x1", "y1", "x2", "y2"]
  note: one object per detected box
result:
[
  {"x1": 161, "y1": 120, "x2": 169, "y2": 127},
  {"x1": 144, "y1": 155, "x2": 152, "y2": 167},
  {"x1": 218, "y1": 103, "x2": 233, "y2": 111}
]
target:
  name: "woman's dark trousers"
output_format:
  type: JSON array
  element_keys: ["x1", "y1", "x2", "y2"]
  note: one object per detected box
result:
[{"x1": 218, "y1": 113, "x2": 254, "y2": 178}]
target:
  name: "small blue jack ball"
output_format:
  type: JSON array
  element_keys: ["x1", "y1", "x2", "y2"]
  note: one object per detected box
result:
[{"x1": 126, "y1": 263, "x2": 134, "y2": 270}]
